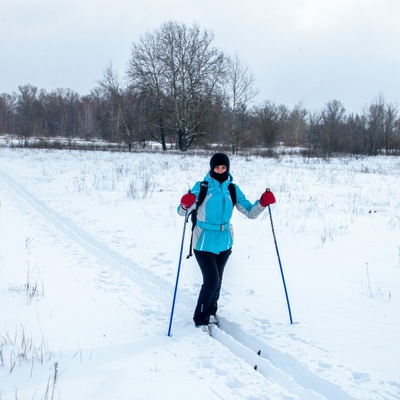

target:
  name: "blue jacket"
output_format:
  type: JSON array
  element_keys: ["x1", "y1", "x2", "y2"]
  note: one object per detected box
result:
[{"x1": 178, "y1": 172, "x2": 265, "y2": 254}]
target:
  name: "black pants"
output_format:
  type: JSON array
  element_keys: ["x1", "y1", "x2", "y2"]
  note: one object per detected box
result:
[{"x1": 193, "y1": 248, "x2": 232, "y2": 326}]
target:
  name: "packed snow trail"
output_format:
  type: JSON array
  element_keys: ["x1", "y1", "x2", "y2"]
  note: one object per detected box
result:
[
  {"x1": 0, "y1": 168, "x2": 180, "y2": 313},
  {"x1": 211, "y1": 321, "x2": 358, "y2": 400},
  {"x1": 0, "y1": 167, "x2": 390, "y2": 400}
]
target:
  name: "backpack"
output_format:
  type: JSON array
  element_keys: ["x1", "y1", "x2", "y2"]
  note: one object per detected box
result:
[{"x1": 187, "y1": 181, "x2": 237, "y2": 258}]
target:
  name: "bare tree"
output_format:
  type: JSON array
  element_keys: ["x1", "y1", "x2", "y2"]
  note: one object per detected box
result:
[
  {"x1": 363, "y1": 94, "x2": 387, "y2": 155},
  {"x1": 127, "y1": 21, "x2": 226, "y2": 151},
  {"x1": 321, "y1": 100, "x2": 346, "y2": 155},
  {"x1": 362, "y1": 94, "x2": 399, "y2": 155},
  {"x1": 284, "y1": 103, "x2": 308, "y2": 147},
  {"x1": 42, "y1": 88, "x2": 80, "y2": 140},
  {"x1": 224, "y1": 54, "x2": 258, "y2": 153},
  {"x1": 253, "y1": 101, "x2": 288, "y2": 147},
  {"x1": 0, "y1": 93, "x2": 17, "y2": 135},
  {"x1": 16, "y1": 84, "x2": 43, "y2": 142},
  {"x1": 78, "y1": 94, "x2": 98, "y2": 140},
  {"x1": 383, "y1": 103, "x2": 398, "y2": 154},
  {"x1": 128, "y1": 29, "x2": 169, "y2": 150},
  {"x1": 97, "y1": 62, "x2": 125, "y2": 142},
  {"x1": 344, "y1": 113, "x2": 365, "y2": 154},
  {"x1": 304, "y1": 109, "x2": 324, "y2": 156}
]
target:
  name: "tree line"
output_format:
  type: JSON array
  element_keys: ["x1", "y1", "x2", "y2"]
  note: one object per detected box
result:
[{"x1": 1, "y1": 21, "x2": 399, "y2": 156}]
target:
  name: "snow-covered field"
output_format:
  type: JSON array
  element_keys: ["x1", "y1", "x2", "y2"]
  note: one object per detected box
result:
[{"x1": 0, "y1": 147, "x2": 399, "y2": 400}]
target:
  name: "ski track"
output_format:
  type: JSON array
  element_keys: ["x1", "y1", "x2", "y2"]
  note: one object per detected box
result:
[{"x1": 0, "y1": 168, "x2": 390, "y2": 400}]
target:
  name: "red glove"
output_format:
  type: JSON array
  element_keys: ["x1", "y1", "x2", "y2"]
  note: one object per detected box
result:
[
  {"x1": 260, "y1": 189, "x2": 276, "y2": 207},
  {"x1": 180, "y1": 192, "x2": 196, "y2": 210}
]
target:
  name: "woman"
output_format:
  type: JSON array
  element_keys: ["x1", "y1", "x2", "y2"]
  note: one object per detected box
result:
[{"x1": 178, "y1": 153, "x2": 276, "y2": 333}]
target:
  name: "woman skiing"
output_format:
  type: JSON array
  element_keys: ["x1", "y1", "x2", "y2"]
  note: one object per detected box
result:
[{"x1": 178, "y1": 153, "x2": 276, "y2": 333}]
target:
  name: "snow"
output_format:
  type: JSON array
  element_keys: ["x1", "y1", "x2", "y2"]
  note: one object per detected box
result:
[{"x1": 0, "y1": 147, "x2": 399, "y2": 400}]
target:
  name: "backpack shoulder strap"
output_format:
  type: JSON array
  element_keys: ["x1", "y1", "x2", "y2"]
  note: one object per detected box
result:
[
  {"x1": 228, "y1": 183, "x2": 237, "y2": 206},
  {"x1": 187, "y1": 181, "x2": 208, "y2": 259},
  {"x1": 197, "y1": 181, "x2": 208, "y2": 208}
]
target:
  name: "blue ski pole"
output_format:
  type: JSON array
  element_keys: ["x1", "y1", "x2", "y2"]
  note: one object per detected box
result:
[
  {"x1": 168, "y1": 208, "x2": 189, "y2": 336},
  {"x1": 267, "y1": 199, "x2": 293, "y2": 324}
]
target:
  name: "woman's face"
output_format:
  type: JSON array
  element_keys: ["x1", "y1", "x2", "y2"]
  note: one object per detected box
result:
[{"x1": 213, "y1": 165, "x2": 227, "y2": 174}]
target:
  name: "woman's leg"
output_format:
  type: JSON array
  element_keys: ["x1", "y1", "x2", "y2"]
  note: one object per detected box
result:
[
  {"x1": 193, "y1": 249, "x2": 231, "y2": 325},
  {"x1": 211, "y1": 248, "x2": 232, "y2": 316}
]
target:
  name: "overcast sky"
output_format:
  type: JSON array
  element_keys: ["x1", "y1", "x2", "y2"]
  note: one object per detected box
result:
[{"x1": 2, "y1": 0, "x2": 399, "y2": 113}]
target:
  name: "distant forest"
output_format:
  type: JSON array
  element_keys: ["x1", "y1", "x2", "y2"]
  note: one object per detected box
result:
[{"x1": 1, "y1": 21, "x2": 399, "y2": 156}]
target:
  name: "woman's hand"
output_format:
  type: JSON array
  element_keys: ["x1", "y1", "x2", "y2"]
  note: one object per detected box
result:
[
  {"x1": 260, "y1": 189, "x2": 276, "y2": 207},
  {"x1": 180, "y1": 192, "x2": 196, "y2": 210}
]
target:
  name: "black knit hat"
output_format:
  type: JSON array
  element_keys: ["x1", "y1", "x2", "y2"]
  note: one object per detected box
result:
[{"x1": 210, "y1": 153, "x2": 230, "y2": 172}]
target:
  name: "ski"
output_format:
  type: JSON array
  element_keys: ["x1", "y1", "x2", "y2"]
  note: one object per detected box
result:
[
  {"x1": 209, "y1": 315, "x2": 219, "y2": 326},
  {"x1": 206, "y1": 324, "x2": 262, "y2": 371},
  {"x1": 197, "y1": 325, "x2": 212, "y2": 336},
  {"x1": 254, "y1": 350, "x2": 261, "y2": 370}
]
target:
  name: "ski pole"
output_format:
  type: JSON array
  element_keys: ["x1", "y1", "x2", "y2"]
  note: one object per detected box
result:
[
  {"x1": 267, "y1": 196, "x2": 293, "y2": 324},
  {"x1": 167, "y1": 207, "x2": 189, "y2": 336}
]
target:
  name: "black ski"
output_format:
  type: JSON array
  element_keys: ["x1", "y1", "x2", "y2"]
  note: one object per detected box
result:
[{"x1": 254, "y1": 350, "x2": 261, "y2": 370}]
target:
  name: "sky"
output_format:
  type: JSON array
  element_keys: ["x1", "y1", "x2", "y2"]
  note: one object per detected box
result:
[{"x1": 1, "y1": 0, "x2": 399, "y2": 113}]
